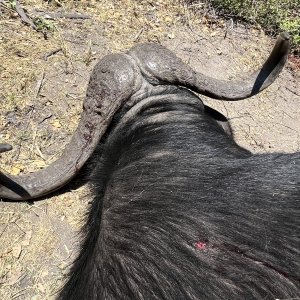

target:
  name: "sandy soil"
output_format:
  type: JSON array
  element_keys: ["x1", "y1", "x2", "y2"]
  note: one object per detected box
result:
[{"x1": 0, "y1": 1, "x2": 299, "y2": 299}]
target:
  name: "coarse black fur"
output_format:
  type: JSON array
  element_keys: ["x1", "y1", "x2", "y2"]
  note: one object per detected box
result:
[{"x1": 58, "y1": 87, "x2": 300, "y2": 300}]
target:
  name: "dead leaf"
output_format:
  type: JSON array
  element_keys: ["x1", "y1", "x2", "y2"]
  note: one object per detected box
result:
[
  {"x1": 10, "y1": 163, "x2": 25, "y2": 175},
  {"x1": 10, "y1": 166, "x2": 21, "y2": 176},
  {"x1": 51, "y1": 119, "x2": 62, "y2": 128}
]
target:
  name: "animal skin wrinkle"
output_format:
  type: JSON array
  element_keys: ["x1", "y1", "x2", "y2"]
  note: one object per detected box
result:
[{"x1": 114, "y1": 90, "x2": 204, "y2": 133}]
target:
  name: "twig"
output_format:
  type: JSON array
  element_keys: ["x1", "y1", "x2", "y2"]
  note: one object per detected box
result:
[
  {"x1": 35, "y1": 144, "x2": 45, "y2": 160},
  {"x1": 286, "y1": 87, "x2": 300, "y2": 97},
  {"x1": 12, "y1": 220, "x2": 26, "y2": 233},
  {"x1": 43, "y1": 48, "x2": 62, "y2": 61},
  {"x1": 15, "y1": 0, "x2": 37, "y2": 30},
  {"x1": 52, "y1": 12, "x2": 90, "y2": 19},
  {"x1": 38, "y1": 113, "x2": 53, "y2": 124},
  {"x1": 66, "y1": 93, "x2": 80, "y2": 99},
  {"x1": 11, "y1": 287, "x2": 28, "y2": 299},
  {"x1": 35, "y1": 70, "x2": 45, "y2": 98},
  {"x1": 133, "y1": 28, "x2": 144, "y2": 42},
  {"x1": 35, "y1": 11, "x2": 90, "y2": 20}
]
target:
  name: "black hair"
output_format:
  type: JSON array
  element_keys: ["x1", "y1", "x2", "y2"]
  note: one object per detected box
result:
[{"x1": 58, "y1": 88, "x2": 300, "y2": 300}]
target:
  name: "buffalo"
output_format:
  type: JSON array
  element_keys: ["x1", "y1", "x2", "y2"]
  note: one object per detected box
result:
[{"x1": 1, "y1": 32, "x2": 299, "y2": 299}]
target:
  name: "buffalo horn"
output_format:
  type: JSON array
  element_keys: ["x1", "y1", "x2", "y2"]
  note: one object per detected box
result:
[
  {"x1": 128, "y1": 32, "x2": 290, "y2": 100},
  {"x1": 0, "y1": 54, "x2": 140, "y2": 200}
]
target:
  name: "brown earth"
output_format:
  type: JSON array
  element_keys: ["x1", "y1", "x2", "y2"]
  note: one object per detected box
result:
[{"x1": 0, "y1": 1, "x2": 299, "y2": 299}]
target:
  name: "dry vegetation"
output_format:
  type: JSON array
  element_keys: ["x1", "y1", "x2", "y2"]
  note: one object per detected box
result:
[
  {"x1": 202, "y1": 0, "x2": 300, "y2": 53},
  {"x1": 0, "y1": 1, "x2": 299, "y2": 299}
]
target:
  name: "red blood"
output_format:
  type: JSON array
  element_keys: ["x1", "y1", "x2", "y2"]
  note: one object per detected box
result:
[{"x1": 195, "y1": 242, "x2": 206, "y2": 250}]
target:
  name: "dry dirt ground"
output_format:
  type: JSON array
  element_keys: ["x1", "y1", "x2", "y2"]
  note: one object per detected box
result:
[{"x1": 0, "y1": 1, "x2": 299, "y2": 299}]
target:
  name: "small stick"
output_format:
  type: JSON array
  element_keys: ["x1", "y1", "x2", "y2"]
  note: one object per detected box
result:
[
  {"x1": 43, "y1": 48, "x2": 62, "y2": 61},
  {"x1": 286, "y1": 87, "x2": 300, "y2": 97},
  {"x1": 55, "y1": 12, "x2": 90, "y2": 19},
  {"x1": 40, "y1": 11, "x2": 90, "y2": 20},
  {"x1": 15, "y1": 0, "x2": 37, "y2": 30},
  {"x1": 35, "y1": 70, "x2": 45, "y2": 98},
  {"x1": 133, "y1": 28, "x2": 144, "y2": 42}
]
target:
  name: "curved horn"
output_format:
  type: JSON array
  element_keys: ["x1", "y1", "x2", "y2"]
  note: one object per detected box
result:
[
  {"x1": 128, "y1": 32, "x2": 290, "y2": 100},
  {"x1": 0, "y1": 54, "x2": 140, "y2": 200},
  {"x1": 0, "y1": 144, "x2": 13, "y2": 154}
]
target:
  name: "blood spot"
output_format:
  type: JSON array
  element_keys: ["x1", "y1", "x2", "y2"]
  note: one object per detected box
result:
[{"x1": 195, "y1": 241, "x2": 206, "y2": 250}]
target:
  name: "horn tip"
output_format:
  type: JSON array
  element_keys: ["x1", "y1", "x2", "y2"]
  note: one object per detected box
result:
[
  {"x1": 0, "y1": 144, "x2": 13, "y2": 153},
  {"x1": 279, "y1": 32, "x2": 290, "y2": 41}
]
